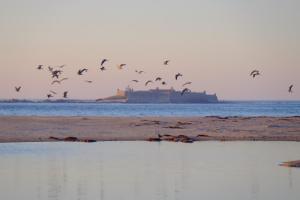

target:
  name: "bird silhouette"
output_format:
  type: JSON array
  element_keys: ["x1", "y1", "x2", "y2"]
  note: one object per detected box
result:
[
  {"x1": 135, "y1": 70, "x2": 144, "y2": 74},
  {"x1": 182, "y1": 81, "x2": 192, "y2": 87},
  {"x1": 78, "y1": 68, "x2": 88, "y2": 75},
  {"x1": 37, "y1": 65, "x2": 43, "y2": 70},
  {"x1": 175, "y1": 73, "x2": 183, "y2": 80},
  {"x1": 101, "y1": 59, "x2": 108, "y2": 66},
  {"x1": 51, "y1": 78, "x2": 68, "y2": 85},
  {"x1": 164, "y1": 60, "x2": 170, "y2": 65},
  {"x1": 100, "y1": 66, "x2": 106, "y2": 71},
  {"x1": 145, "y1": 80, "x2": 153, "y2": 86},
  {"x1": 132, "y1": 80, "x2": 139, "y2": 83},
  {"x1": 181, "y1": 88, "x2": 191, "y2": 96},
  {"x1": 117, "y1": 64, "x2": 126, "y2": 69},
  {"x1": 63, "y1": 91, "x2": 68, "y2": 98},
  {"x1": 15, "y1": 86, "x2": 21, "y2": 92},
  {"x1": 289, "y1": 85, "x2": 294, "y2": 93},
  {"x1": 155, "y1": 77, "x2": 162, "y2": 81},
  {"x1": 51, "y1": 70, "x2": 62, "y2": 79},
  {"x1": 250, "y1": 70, "x2": 260, "y2": 78}
]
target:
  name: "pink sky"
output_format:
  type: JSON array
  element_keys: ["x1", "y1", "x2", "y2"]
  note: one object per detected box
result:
[{"x1": 0, "y1": 0, "x2": 299, "y2": 100}]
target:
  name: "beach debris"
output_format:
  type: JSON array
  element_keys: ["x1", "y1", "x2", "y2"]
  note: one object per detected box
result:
[
  {"x1": 49, "y1": 136, "x2": 97, "y2": 143},
  {"x1": 164, "y1": 125, "x2": 184, "y2": 129},
  {"x1": 176, "y1": 121, "x2": 193, "y2": 125},
  {"x1": 147, "y1": 134, "x2": 196, "y2": 143},
  {"x1": 279, "y1": 160, "x2": 300, "y2": 168}
]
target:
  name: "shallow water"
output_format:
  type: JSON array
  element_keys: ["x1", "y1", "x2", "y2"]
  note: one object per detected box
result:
[
  {"x1": 0, "y1": 142, "x2": 299, "y2": 200},
  {"x1": 0, "y1": 101, "x2": 300, "y2": 116}
]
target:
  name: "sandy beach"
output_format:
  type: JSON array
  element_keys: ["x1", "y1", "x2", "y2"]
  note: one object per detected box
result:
[{"x1": 0, "y1": 116, "x2": 299, "y2": 142}]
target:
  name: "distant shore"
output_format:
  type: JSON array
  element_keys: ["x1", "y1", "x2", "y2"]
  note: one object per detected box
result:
[{"x1": 0, "y1": 116, "x2": 300, "y2": 143}]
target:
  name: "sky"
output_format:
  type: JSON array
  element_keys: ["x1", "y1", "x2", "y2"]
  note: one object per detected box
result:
[{"x1": 0, "y1": 0, "x2": 299, "y2": 100}]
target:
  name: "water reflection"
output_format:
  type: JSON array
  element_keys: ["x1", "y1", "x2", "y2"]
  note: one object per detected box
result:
[{"x1": 0, "y1": 142, "x2": 299, "y2": 200}]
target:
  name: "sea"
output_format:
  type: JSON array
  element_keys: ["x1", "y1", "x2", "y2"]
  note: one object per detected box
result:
[
  {"x1": 0, "y1": 142, "x2": 299, "y2": 200},
  {"x1": 0, "y1": 101, "x2": 299, "y2": 116}
]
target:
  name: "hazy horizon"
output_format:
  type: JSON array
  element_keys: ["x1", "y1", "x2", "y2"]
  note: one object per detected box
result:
[{"x1": 1, "y1": 0, "x2": 299, "y2": 100}]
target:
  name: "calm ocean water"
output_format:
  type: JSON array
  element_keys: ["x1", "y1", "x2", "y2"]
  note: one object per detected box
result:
[
  {"x1": 0, "y1": 101, "x2": 300, "y2": 116},
  {"x1": 0, "y1": 142, "x2": 300, "y2": 200}
]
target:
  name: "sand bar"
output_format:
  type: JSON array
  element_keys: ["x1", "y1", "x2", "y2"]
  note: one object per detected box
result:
[{"x1": 0, "y1": 116, "x2": 300, "y2": 143}]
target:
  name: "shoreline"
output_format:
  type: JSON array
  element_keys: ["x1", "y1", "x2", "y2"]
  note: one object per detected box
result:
[{"x1": 0, "y1": 116, "x2": 300, "y2": 143}]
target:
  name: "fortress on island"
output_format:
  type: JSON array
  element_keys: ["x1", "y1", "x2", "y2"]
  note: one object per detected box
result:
[{"x1": 98, "y1": 87, "x2": 218, "y2": 103}]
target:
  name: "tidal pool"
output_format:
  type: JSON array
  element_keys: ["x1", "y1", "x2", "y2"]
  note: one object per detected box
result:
[{"x1": 0, "y1": 142, "x2": 299, "y2": 200}]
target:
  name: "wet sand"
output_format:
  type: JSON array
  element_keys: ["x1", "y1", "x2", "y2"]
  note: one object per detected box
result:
[{"x1": 0, "y1": 116, "x2": 300, "y2": 142}]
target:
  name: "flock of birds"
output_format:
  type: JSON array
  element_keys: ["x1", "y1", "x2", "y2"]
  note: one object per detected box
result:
[
  {"x1": 14, "y1": 60, "x2": 295, "y2": 99},
  {"x1": 14, "y1": 59, "x2": 194, "y2": 98}
]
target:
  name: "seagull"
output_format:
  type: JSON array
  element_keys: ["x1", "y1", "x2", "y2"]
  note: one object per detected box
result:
[
  {"x1": 164, "y1": 60, "x2": 170, "y2": 65},
  {"x1": 51, "y1": 70, "x2": 62, "y2": 79},
  {"x1": 51, "y1": 78, "x2": 68, "y2": 85},
  {"x1": 117, "y1": 64, "x2": 126, "y2": 69},
  {"x1": 50, "y1": 90, "x2": 57, "y2": 95},
  {"x1": 175, "y1": 73, "x2": 183, "y2": 80},
  {"x1": 101, "y1": 59, "x2": 108, "y2": 66},
  {"x1": 132, "y1": 80, "x2": 139, "y2": 83},
  {"x1": 289, "y1": 85, "x2": 293, "y2": 93},
  {"x1": 135, "y1": 70, "x2": 144, "y2": 74},
  {"x1": 47, "y1": 94, "x2": 53, "y2": 98},
  {"x1": 78, "y1": 68, "x2": 88, "y2": 75},
  {"x1": 63, "y1": 91, "x2": 68, "y2": 98},
  {"x1": 181, "y1": 88, "x2": 191, "y2": 96},
  {"x1": 37, "y1": 65, "x2": 43, "y2": 70},
  {"x1": 100, "y1": 66, "x2": 106, "y2": 71},
  {"x1": 182, "y1": 81, "x2": 192, "y2": 87},
  {"x1": 15, "y1": 86, "x2": 21, "y2": 92},
  {"x1": 250, "y1": 70, "x2": 260, "y2": 78},
  {"x1": 85, "y1": 80, "x2": 93, "y2": 83},
  {"x1": 145, "y1": 80, "x2": 153, "y2": 86},
  {"x1": 155, "y1": 77, "x2": 162, "y2": 81}
]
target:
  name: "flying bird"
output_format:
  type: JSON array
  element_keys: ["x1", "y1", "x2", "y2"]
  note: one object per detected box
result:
[
  {"x1": 63, "y1": 91, "x2": 68, "y2": 98},
  {"x1": 175, "y1": 73, "x2": 183, "y2": 80},
  {"x1": 182, "y1": 82, "x2": 192, "y2": 87},
  {"x1": 101, "y1": 59, "x2": 108, "y2": 66},
  {"x1": 164, "y1": 60, "x2": 170, "y2": 65},
  {"x1": 250, "y1": 70, "x2": 260, "y2": 78},
  {"x1": 155, "y1": 77, "x2": 162, "y2": 81},
  {"x1": 181, "y1": 88, "x2": 191, "y2": 96},
  {"x1": 135, "y1": 70, "x2": 144, "y2": 74},
  {"x1": 145, "y1": 80, "x2": 153, "y2": 86},
  {"x1": 15, "y1": 86, "x2": 21, "y2": 92},
  {"x1": 78, "y1": 68, "x2": 88, "y2": 75},
  {"x1": 289, "y1": 85, "x2": 294, "y2": 93},
  {"x1": 117, "y1": 64, "x2": 126, "y2": 69},
  {"x1": 37, "y1": 65, "x2": 43, "y2": 70},
  {"x1": 51, "y1": 70, "x2": 62, "y2": 79},
  {"x1": 51, "y1": 78, "x2": 68, "y2": 85}
]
